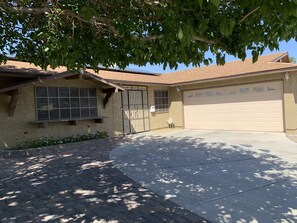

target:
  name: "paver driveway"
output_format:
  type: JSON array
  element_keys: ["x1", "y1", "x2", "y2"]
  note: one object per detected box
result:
[
  {"x1": 0, "y1": 138, "x2": 207, "y2": 223},
  {"x1": 110, "y1": 130, "x2": 297, "y2": 223}
]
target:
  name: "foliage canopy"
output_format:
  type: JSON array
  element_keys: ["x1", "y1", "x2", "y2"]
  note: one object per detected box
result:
[{"x1": 1, "y1": 0, "x2": 297, "y2": 71}]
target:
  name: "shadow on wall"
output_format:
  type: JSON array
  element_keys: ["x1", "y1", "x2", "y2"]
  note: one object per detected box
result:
[
  {"x1": 0, "y1": 139, "x2": 204, "y2": 223},
  {"x1": 110, "y1": 134, "x2": 297, "y2": 223}
]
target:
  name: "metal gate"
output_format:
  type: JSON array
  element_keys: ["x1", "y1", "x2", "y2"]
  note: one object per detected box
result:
[{"x1": 121, "y1": 86, "x2": 150, "y2": 134}]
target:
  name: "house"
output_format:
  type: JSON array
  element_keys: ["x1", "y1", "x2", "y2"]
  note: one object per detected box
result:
[{"x1": 1, "y1": 52, "x2": 297, "y2": 149}]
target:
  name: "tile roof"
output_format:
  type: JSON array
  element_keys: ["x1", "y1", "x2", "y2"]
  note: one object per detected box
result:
[
  {"x1": 90, "y1": 52, "x2": 297, "y2": 85},
  {"x1": 1, "y1": 52, "x2": 297, "y2": 86},
  {"x1": 161, "y1": 52, "x2": 297, "y2": 85},
  {"x1": 0, "y1": 59, "x2": 68, "y2": 75},
  {"x1": 90, "y1": 69, "x2": 168, "y2": 85}
]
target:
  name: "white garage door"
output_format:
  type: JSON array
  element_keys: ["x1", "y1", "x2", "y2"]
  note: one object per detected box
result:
[{"x1": 183, "y1": 81, "x2": 284, "y2": 132}]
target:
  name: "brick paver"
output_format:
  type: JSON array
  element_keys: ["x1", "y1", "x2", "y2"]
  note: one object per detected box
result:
[{"x1": 0, "y1": 138, "x2": 208, "y2": 223}]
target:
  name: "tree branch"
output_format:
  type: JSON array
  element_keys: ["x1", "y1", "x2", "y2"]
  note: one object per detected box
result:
[
  {"x1": 0, "y1": 5, "x2": 223, "y2": 47},
  {"x1": 193, "y1": 36, "x2": 218, "y2": 45},
  {"x1": 132, "y1": 34, "x2": 163, "y2": 41},
  {"x1": 1, "y1": 6, "x2": 52, "y2": 14},
  {"x1": 238, "y1": 6, "x2": 261, "y2": 24},
  {"x1": 1, "y1": 6, "x2": 165, "y2": 41}
]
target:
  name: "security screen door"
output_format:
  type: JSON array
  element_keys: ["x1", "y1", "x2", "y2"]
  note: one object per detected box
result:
[{"x1": 121, "y1": 86, "x2": 149, "y2": 134}]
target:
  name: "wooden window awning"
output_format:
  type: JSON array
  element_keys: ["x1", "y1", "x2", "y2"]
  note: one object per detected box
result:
[
  {"x1": 0, "y1": 69, "x2": 125, "y2": 118},
  {"x1": 0, "y1": 71, "x2": 125, "y2": 94}
]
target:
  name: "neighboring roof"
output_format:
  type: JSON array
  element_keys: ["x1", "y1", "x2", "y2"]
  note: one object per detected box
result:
[
  {"x1": 91, "y1": 69, "x2": 168, "y2": 85},
  {"x1": 0, "y1": 59, "x2": 67, "y2": 76},
  {"x1": 0, "y1": 58, "x2": 158, "y2": 76},
  {"x1": 1, "y1": 52, "x2": 297, "y2": 87}
]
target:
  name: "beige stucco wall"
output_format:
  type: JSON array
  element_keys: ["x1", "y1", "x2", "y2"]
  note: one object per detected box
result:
[
  {"x1": 101, "y1": 91, "x2": 123, "y2": 135},
  {"x1": 284, "y1": 71, "x2": 297, "y2": 132},
  {"x1": 176, "y1": 72, "x2": 297, "y2": 132},
  {"x1": 169, "y1": 87, "x2": 183, "y2": 128},
  {"x1": 147, "y1": 86, "x2": 170, "y2": 130},
  {"x1": 0, "y1": 78, "x2": 122, "y2": 149}
]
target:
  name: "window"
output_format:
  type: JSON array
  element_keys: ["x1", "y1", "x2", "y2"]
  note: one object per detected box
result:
[
  {"x1": 154, "y1": 90, "x2": 169, "y2": 113},
  {"x1": 35, "y1": 87, "x2": 98, "y2": 121}
]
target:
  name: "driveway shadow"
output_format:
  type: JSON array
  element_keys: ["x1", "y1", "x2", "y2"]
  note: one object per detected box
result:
[
  {"x1": 110, "y1": 134, "x2": 297, "y2": 223},
  {"x1": 0, "y1": 138, "x2": 207, "y2": 223}
]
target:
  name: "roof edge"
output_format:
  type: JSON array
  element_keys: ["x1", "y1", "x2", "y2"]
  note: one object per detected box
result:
[
  {"x1": 3, "y1": 57, "x2": 160, "y2": 76},
  {"x1": 165, "y1": 52, "x2": 290, "y2": 76},
  {"x1": 270, "y1": 52, "x2": 289, "y2": 62},
  {"x1": 84, "y1": 71, "x2": 125, "y2": 91},
  {"x1": 170, "y1": 66, "x2": 297, "y2": 87},
  {"x1": 100, "y1": 79, "x2": 170, "y2": 87}
]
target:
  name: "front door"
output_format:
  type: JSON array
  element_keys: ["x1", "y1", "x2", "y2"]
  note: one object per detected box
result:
[{"x1": 121, "y1": 86, "x2": 150, "y2": 134}]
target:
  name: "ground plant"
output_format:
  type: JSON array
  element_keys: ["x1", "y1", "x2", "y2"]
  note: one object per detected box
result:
[{"x1": 14, "y1": 131, "x2": 108, "y2": 150}]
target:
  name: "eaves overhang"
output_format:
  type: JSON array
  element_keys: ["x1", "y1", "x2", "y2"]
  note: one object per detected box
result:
[{"x1": 168, "y1": 66, "x2": 297, "y2": 87}]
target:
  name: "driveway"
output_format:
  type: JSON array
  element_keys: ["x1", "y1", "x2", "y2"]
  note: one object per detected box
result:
[
  {"x1": 110, "y1": 130, "x2": 297, "y2": 223},
  {"x1": 0, "y1": 138, "x2": 206, "y2": 223}
]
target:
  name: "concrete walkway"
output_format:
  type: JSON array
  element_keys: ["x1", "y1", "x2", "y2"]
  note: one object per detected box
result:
[
  {"x1": 110, "y1": 130, "x2": 297, "y2": 223},
  {"x1": 0, "y1": 138, "x2": 207, "y2": 223}
]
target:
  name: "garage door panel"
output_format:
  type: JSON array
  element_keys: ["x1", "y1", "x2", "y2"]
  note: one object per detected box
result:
[{"x1": 183, "y1": 81, "x2": 284, "y2": 132}]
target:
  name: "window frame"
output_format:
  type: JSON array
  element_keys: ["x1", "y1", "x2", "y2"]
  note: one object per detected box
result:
[
  {"x1": 154, "y1": 90, "x2": 169, "y2": 113},
  {"x1": 35, "y1": 86, "x2": 99, "y2": 121}
]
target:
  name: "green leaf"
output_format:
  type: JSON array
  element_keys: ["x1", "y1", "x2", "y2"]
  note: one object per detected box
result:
[
  {"x1": 268, "y1": 44, "x2": 274, "y2": 51},
  {"x1": 280, "y1": 31, "x2": 286, "y2": 40},
  {"x1": 203, "y1": 59, "x2": 210, "y2": 65},
  {"x1": 177, "y1": 27, "x2": 184, "y2": 40},
  {"x1": 219, "y1": 18, "x2": 235, "y2": 36},
  {"x1": 229, "y1": 19, "x2": 236, "y2": 32},
  {"x1": 210, "y1": 0, "x2": 220, "y2": 7},
  {"x1": 261, "y1": 4, "x2": 269, "y2": 14},
  {"x1": 80, "y1": 7, "x2": 98, "y2": 20},
  {"x1": 199, "y1": 21, "x2": 209, "y2": 33},
  {"x1": 197, "y1": 0, "x2": 203, "y2": 8},
  {"x1": 252, "y1": 51, "x2": 259, "y2": 63}
]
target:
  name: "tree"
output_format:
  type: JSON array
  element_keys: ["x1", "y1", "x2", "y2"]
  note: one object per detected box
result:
[
  {"x1": 290, "y1": 57, "x2": 296, "y2": 63},
  {"x1": 0, "y1": 0, "x2": 297, "y2": 71}
]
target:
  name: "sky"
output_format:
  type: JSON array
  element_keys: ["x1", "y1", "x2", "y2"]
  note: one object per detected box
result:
[{"x1": 126, "y1": 39, "x2": 297, "y2": 74}]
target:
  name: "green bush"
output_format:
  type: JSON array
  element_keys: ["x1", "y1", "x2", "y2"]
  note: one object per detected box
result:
[{"x1": 14, "y1": 131, "x2": 108, "y2": 150}]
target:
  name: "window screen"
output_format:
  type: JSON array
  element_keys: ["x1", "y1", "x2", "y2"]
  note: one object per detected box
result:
[
  {"x1": 35, "y1": 87, "x2": 98, "y2": 121},
  {"x1": 154, "y1": 90, "x2": 169, "y2": 113}
]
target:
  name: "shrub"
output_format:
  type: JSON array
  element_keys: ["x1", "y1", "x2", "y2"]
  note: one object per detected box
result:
[{"x1": 14, "y1": 131, "x2": 108, "y2": 150}]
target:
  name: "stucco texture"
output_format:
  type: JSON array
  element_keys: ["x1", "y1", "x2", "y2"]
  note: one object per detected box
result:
[
  {"x1": 169, "y1": 87, "x2": 183, "y2": 128},
  {"x1": 284, "y1": 72, "x2": 297, "y2": 132},
  {"x1": 147, "y1": 86, "x2": 170, "y2": 130}
]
